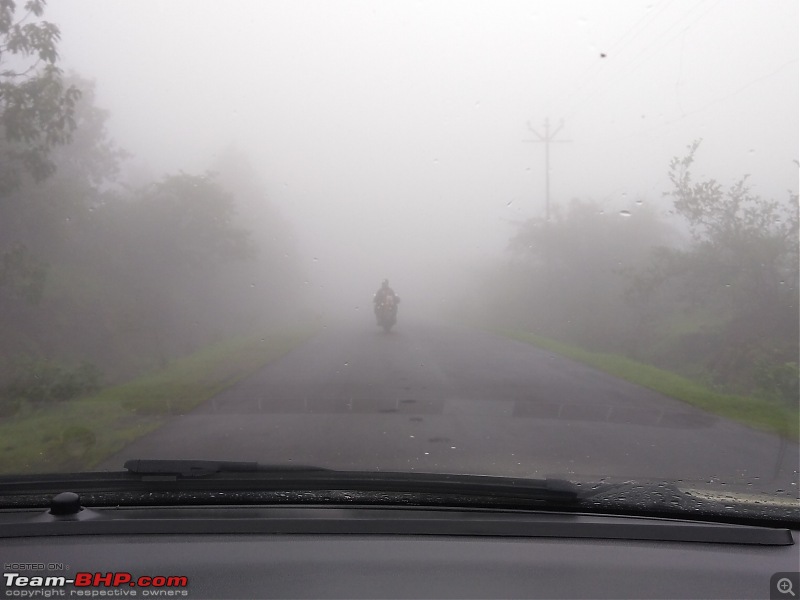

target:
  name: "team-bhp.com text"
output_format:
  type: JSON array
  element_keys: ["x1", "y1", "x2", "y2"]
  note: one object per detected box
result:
[{"x1": 4, "y1": 573, "x2": 189, "y2": 597}]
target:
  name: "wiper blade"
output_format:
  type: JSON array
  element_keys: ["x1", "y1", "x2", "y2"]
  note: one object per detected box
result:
[
  {"x1": 124, "y1": 460, "x2": 577, "y2": 501},
  {"x1": 124, "y1": 459, "x2": 330, "y2": 478},
  {"x1": 1, "y1": 464, "x2": 580, "y2": 509},
  {"x1": 123, "y1": 460, "x2": 577, "y2": 500}
]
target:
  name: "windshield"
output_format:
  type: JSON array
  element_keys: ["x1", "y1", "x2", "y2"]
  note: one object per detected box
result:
[{"x1": 0, "y1": 0, "x2": 797, "y2": 520}]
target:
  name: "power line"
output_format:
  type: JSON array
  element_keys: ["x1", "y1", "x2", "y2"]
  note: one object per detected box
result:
[
  {"x1": 559, "y1": 0, "x2": 721, "y2": 122},
  {"x1": 554, "y1": 0, "x2": 676, "y2": 114},
  {"x1": 575, "y1": 56, "x2": 796, "y2": 148}
]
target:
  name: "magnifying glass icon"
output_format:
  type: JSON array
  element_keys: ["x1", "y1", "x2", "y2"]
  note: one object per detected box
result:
[{"x1": 777, "y1": 578, "x2": 796, "y2": 597}]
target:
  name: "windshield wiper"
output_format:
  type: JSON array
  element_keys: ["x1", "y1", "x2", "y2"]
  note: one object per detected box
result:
[
  {"x1": 1, "y1": 468, "x2": 795, "y2": 526},
  {"x1": 0, "y1": 461, "x2": 580, "y2": 510},
  {"x1": 123, "y1": 459, "x2": 580, "y2": 504},
  {"x1": 124, "y1": 459, "x2": 331, "y2": 478}
]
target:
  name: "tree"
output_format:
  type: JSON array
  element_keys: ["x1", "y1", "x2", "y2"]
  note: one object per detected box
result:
[
  {"x1": 74, "y1": 172, "x2": 258, "y2": 366},
  {"x1": 0, "y1": 0, "x2": 80, "y2": 304},
  {"x1": 1, "y1": 76, "x2": 125, "y2": 253},
  {"x1": 0, "y1": 68, "x2": 128, "y2": 379},
  {"x1": 0, "y1": 0, "x2": 80, "y2": 192},
  {"x1": 636, "y1": 140, "x2": 799, "y2": 397},
  {"x1": 507, "y1": 198, "x2": 671, "y2": 349}
]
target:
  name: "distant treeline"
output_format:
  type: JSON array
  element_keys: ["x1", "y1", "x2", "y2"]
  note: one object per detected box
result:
[
  {"x1": 477, "y1": 141, "x2": 799, "y2": 404},
  {"x1": 1, "y1": 77, "x2": 304, "y2": 385},
  {"x1": 0, "y1": 4, "x2": 305, "y2": 409}
]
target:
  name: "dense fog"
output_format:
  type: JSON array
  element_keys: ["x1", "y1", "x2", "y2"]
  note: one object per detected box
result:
[{"x1": 1, "y1": 0, "x2": 797, "y2": 403}]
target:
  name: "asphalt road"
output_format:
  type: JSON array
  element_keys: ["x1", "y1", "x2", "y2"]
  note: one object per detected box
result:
[{"x1": 101, "y1": 319, "x2": 799, "y2": 495}]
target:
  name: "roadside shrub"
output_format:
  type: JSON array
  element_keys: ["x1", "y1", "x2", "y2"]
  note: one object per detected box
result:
[
  {"x1": 1, "y1": 357, "x2": 103, "y2": 403},
  {"x1": 754, "y1": 360, "x2": 800, "y2": 407},
  {"x1": 58, "y1": 426, "x2": 97, "y2": 459}
]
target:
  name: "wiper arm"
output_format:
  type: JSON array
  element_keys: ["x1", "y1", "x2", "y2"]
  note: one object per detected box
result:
[
  {"x1": 124, "y1": 459, "x2": 331, "y2": 478},
  {"x1": 123, "y1": 460, "x2": 578, "y2": 503},
  {"x1": 0, "y1": 466, "x2": 580, "y2": 510}
]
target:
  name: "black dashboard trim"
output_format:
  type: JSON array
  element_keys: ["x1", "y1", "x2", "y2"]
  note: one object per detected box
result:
[{"x1": 0, "y1": 505, "x2": 793, "y2": 545}]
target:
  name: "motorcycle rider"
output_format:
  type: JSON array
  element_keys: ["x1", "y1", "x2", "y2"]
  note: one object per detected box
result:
[{"x1": 373, "y1": 279, "x2": 399, "y2": 324}]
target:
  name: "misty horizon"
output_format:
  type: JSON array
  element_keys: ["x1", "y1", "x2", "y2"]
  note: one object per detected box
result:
[{"x1": 43, "y1": 1, "x2": 797, "y2": 316}]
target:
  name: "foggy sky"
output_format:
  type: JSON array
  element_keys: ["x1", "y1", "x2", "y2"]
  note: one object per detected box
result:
[{"x1": 48, "y1": 0, "x2": 798, "y2": 313}]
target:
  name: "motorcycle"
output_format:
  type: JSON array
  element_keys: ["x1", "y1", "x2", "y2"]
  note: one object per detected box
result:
[{"x1": 375, "y1": 294, "x2": 399, "y2": 332}]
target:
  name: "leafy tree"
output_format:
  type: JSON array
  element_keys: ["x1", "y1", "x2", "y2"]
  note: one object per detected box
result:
[
  {"x1": 110, "y1": 173, "x2": 256, "y2": 270},
  {"x1": 1, "y1": 76, "x2": 125, "y2": 254},
  {"x1": 46, "y1": 74, "x2": 126, "y2": 188},
  {"x1": 0, "y1": 70, "x2": 126, "y2": 379},
  {"x1": 666, "y1": 140, "x2": 798, "y2": 314},
  {"x1": 634, "y1": 140, "x2": 799, "y2": 396},
  {"x1": 0, "y1": 0, "x2": 80, "y2": 192},
  {"x1": 73, "y1": 172, "x2": 257, "y2": 367},
  {"x1": 0, "y1": 0, "x2": 80, "y2": 304}
]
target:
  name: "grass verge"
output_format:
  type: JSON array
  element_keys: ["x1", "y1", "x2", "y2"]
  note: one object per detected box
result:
[
  {"x1": 499, "y1": 329, "x2": 799, "y2": 441},
  {"x1": 0, "y1": 325, "x2": 320, "y2": 474}
]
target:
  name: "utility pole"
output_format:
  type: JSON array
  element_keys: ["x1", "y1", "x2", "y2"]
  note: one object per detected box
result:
[{"x1": 524, "y1": 118, "x2": 571, "y2": 221}]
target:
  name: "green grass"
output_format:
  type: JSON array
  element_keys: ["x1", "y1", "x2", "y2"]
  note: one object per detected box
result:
[
  {"x1": 0, "y1": 325, "x2": 320, "y2": 474},
  {"x1": 499, "y1": 329, "x2": 799, "y2": 441}
]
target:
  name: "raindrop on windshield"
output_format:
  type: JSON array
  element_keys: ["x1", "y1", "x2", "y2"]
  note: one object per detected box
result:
[{"x1": 619, "y1": 210, "x2": 631, "y2": 217}]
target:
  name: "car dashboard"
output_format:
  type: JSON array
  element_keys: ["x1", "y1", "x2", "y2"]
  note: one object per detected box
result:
[{"x1": 1, "y1": 499, "x2": 798, "y2": 599}]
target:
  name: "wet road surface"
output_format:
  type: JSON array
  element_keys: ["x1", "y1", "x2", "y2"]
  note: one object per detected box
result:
[{"x1": 101, "y1": 320, "x2": 799, "y2": 495}]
